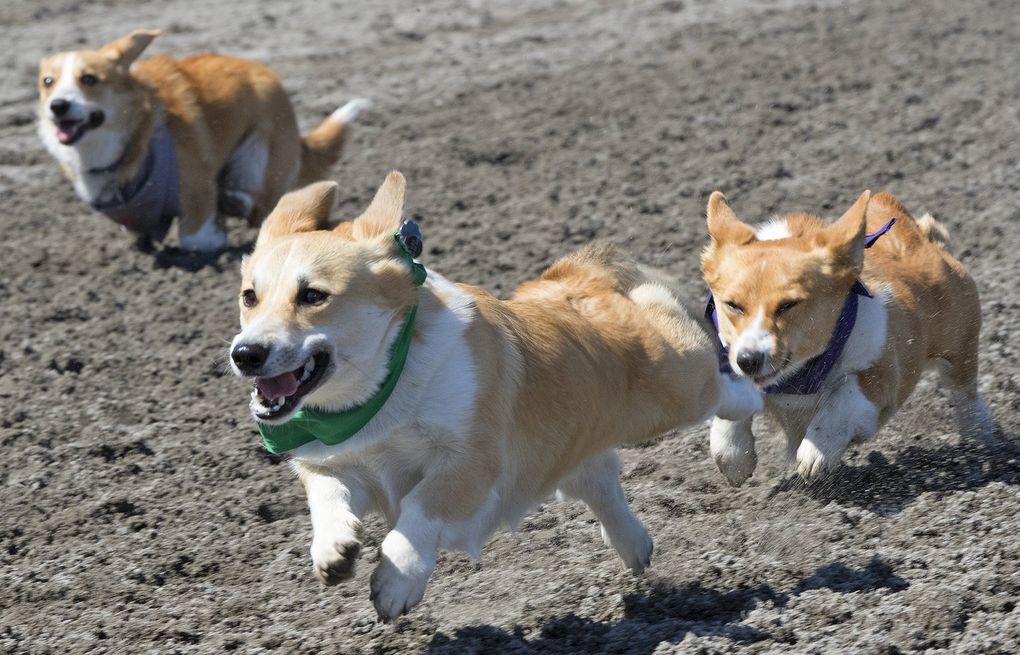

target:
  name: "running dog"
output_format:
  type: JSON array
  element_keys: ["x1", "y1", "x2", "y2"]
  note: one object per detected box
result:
[
  {"x1": 228, "y1": 173, "x2": 761, "y2": 620},
  {"x1": 38, "y1": 29, "x2": 368, "y2": 251},
  {"x1": 701, "y1": 190, "x2": 993, "y2": 485}
]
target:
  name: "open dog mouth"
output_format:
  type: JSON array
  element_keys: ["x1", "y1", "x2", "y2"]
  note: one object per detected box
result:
[
  {"x1": 54, "y1": 110, "x2": 104, "y2": 145},
  {"x1": 249, "y1": 352, "x2": 331, "y2": 422}
]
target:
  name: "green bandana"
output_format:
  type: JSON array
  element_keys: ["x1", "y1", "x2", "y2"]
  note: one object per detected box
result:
[{"x1": 256, "y1": 230, "x2": 426, "y2": 453}]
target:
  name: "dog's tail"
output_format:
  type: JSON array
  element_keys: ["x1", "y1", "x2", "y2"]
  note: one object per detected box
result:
[
  {"x1": 916, "y1": 212, "x2": 952, "y2": 250},
  {"x1": 298, "y1": 98, "x2": 371, "y2": 187},
  {"x1": 871, "y1": 191, "x2": 953, "y2": 252},
  {"x1": 547, "y1": 241, "x2": 646, "y2": 292}
]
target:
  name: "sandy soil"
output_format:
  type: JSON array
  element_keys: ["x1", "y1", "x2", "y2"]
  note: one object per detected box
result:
[{"x1": 1, "y1": 0, "x2": 1019, "y2": 653}]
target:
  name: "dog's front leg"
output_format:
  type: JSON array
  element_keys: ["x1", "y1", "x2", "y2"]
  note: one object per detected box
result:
[
  {"x1": 369, "y1": 498, "x2": 440, "y2": 622},
  {"x1": 296, "y1": 463, "x2": 367, "y2": 585},
  {"x1": 797, "y1": 375, "x2": 879, "y2": 480},
  {"x1": 369, "y1": 468, "x2": 492, "y2": 622},
  {"x1": 710, "y1": 415, "x2": 757, "y2": 487}
]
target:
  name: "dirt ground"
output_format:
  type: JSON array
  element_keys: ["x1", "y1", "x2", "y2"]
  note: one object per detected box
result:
[{"x1": 1, "y1": 0, "x2": 1019, "y2": 653}]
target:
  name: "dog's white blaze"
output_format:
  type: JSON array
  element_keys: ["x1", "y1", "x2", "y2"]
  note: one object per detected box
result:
[
  {"x1": 51, "y1": 54, "x2": 83, "y2": 107},
  {"x1": 731, "y1": 308, "x2": 773, "y2": 368},
  {"x1": 755, "y1": 218, "x2": 791, "y2": 241}
]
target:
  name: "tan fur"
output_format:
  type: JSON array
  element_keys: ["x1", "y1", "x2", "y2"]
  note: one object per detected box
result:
[
  {"x1": 702, "y1": 190, "x2": 988, "y2": 479},
  {"x1": 243, "y1": 175, "x2": 725, "y2": 518},
  {"x1": 702, "y1": 193, "x2": 872, "y2": 376},
  {"x1": 38, "y1": 29, "x2": 358, "y2": 240},
  {"x1": 234, "y1": 173, "x2": 746, "y2": 615},
  {"x1": 855, "y1": 193, "x2": 981, "y2": 419}
]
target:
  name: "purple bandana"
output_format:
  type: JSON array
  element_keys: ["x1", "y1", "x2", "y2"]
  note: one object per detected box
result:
[
  {"x1": 90, "y1": 124, "x2": 180, "y2": 241},
  {"x1": 706, "y1": 218, "x2": 896, "y2": 395}
]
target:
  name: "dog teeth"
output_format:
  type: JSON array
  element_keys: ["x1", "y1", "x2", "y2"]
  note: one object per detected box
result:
[{"x1": 299, "y1": 359, "x2": 315, "y2": 383}]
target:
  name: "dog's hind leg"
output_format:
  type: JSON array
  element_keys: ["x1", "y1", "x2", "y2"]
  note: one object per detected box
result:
[
  {"x1": 249, "y1": 120, "x2": 302, "y2": 227},
  {"x1": 938, "y1": 352, "x2": 995, "y2": 440},
  {"x1": 218, "y1": 132, "x2": 269, "y2": 220},
  {"x1": 557, "y1": 449, "x2": 653, "y2": 574}
]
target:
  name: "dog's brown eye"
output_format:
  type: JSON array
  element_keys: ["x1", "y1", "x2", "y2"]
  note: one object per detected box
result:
[
  {"x1": 241, "y1": 289, "x2": 257, "y2": 308},
  {"x1": 723, "y1": 300, "x2": 744, "y2": 315},
  {"x1": 80, "y1": 73, "x2": 98, "y2": 86},
  {"x1": 42, "y1": 76, "x2": 54, "y2": 87},
  {"x1": 298, "y1": 288, "x2": 328, "y2": 306},
  {"x1": 775, "y1": 300, "x2": 800, "y2": 316}
]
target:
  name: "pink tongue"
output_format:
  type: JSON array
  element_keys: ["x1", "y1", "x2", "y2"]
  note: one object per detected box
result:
[
  {"x1": 56, "y1": 124, "x2": 77, "y2": 144},
  {"x1": 256, "y1": 371, "x2": 300, "y2": 402}
]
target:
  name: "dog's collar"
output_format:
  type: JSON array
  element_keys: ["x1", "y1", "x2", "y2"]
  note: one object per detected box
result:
[
  {"x1": 705, "y1": 218, "x2": 895, "y2": 396},
  {"x1": 255, "y1": 227, "x2": 427, "y2": 454},
  {"x1": 86, "y1": 150, "x2": 127, "y2": 176},
  {"x1": 89, "y1": 124, "x2": 179, "y2": 241}
]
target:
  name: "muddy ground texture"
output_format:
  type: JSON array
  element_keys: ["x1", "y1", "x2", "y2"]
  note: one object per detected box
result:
[{"x1": 1, "y1": 0, "x2": 1019, "y2": 653}]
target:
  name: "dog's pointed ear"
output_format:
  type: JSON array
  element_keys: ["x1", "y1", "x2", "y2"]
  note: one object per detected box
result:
[
  {"x1": 706, "y1": 192, "x2": 756, "y2": 245},
  {"x1": 352, "y1": 172, "x2": 406, "y2": 240},
  {"x1": 257, "y1": 181, "x2": 338, "y2": 245},
  {"x1": 821, "y1": 190, "x2": 870, "y2": 270},
  {"x1": 101, "y1": 29, "x2": 160, "y2": 67}
]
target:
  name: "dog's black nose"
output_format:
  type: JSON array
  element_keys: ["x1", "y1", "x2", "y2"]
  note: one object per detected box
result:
[
  {"x1": 50, "y1": 98, "x2": 70, "y2": 116},
  {"x1": 736, "y1": 351, "x2": 766, "y2": 376},
  {"x1": 232, "y1": 343, "x2": 269, "y2": 373}
]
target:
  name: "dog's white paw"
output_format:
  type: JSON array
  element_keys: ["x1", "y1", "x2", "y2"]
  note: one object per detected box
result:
[
  {"x1": 310, "y1": 522, "x2": 363, "y2": 585},
  {"x1": 796, "y1": 438, "x2": 840, "y2": 480},
  {"x1": 954, "y1": 394, "x2": 995, "y2": 441},
  {"x1": 178, "y1": 218, "x2": 226, "y2": 252},
  {"x1": 369, "y1": 530, "x2": 434, "y2": 622},
  {"x1": 715, "y1": 448, "x2": 758, "y2": 488},
  {"x1": 710, "y1": 417, "x2": 757, "y2": 487},
  {"x1": 601, "y1": 519, "x2": 653, "y2": 574}
]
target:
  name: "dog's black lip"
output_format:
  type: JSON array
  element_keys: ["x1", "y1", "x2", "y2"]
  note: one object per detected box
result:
[{"x1": 251, "y1": 351, "x2": 332, "y2": 423}]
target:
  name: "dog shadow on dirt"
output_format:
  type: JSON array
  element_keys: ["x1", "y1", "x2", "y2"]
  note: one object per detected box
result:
[
  {"x1": 149, "y1": 241, "x2": 253, "y2": 273},
  {"x1": 767, "y1": 429, "x2": 1020, "y2": 516},
  {"x1": 425, "y1": 557, "x2": 907, "y2": 653}
]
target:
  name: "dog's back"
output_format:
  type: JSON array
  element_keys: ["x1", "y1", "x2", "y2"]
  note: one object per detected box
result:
[
  {"x1": 500, "y1": 242, "x2": 722, "y2": 468},
  {"x1": 862, "y1": 193, "x2": 981, "y2": 375}
]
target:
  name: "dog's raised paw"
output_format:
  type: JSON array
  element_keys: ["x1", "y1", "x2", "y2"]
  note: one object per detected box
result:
[
  {"x1": 369, "y1": 555, "x2": 430, "y2": 622},
  {"x1": 311, "y1": 539, "x2": 361, "y2": 586}
]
